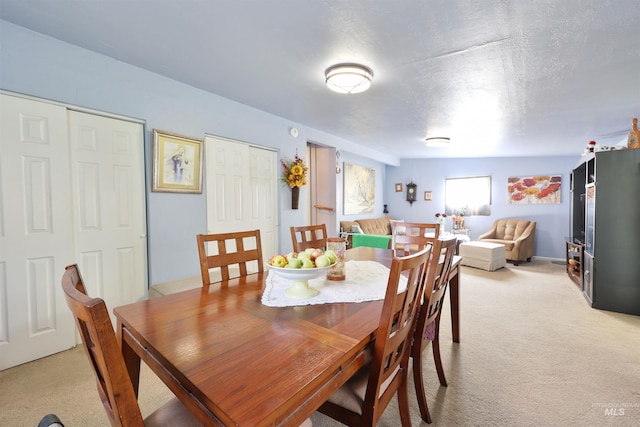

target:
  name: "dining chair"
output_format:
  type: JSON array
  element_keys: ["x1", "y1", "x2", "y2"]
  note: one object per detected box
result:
[
  {"x1": 391, "y1": 221, "x2": 440, "y2": 256},
  {"x1": 317, "y1": 245, "x2": 432, "y2": 427},
  {"x1": 411, "y1": 236, "x2": 458, "y2": 423},
  {"x1": 61, "y1": 264, "x2": 202, "y2": 427},
  {"x1": 196, "y1": 230, "x2": 264, "y2": 286},
  {"x1": 290, "y1": 224, "x2": 328, "y2": 252}
]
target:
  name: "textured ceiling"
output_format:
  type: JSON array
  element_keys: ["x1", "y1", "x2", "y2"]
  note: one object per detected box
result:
[{"x1": 1, "y1": 0, "x2": 639, "y2": 159}]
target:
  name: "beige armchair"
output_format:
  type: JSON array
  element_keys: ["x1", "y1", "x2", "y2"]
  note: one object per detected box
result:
[{"x1": 478, "y1": 219, "x2": 536, "y2": 265}]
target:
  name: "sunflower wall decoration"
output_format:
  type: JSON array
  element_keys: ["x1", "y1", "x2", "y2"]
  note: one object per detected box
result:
[{"x1": 280, "y1": 150, "x2": 308, "y2": 209}]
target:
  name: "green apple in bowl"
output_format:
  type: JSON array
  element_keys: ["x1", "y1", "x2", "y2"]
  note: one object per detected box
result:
[
  {"x1": 286, "y1": 258, "x2": 303, "y2": 269},
  {"x1": 301, "y1": 258, "x2": 315, "y2": 268},
  {"x1": 323, "y1": 250, "x2": 337, "y2": 264},
  {"x1": 314, "y1": 255, "x2": 331, "y2": 268},
  {"x1": 286, "y1": 252, "x2": 298, "y2": 262}
]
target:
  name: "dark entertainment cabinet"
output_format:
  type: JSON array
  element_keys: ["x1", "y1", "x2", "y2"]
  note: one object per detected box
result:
[
  {"x1": 565, "y1": 240, "x2": 583, "y2": 287},
  {"x1": 569, "y1": 149, "x2": 640, "y2": 315}
]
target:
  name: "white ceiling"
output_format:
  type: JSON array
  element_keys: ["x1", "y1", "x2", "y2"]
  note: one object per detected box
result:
[{"x1": 1, "y1": 0, "x2": 639, "y2": 159}]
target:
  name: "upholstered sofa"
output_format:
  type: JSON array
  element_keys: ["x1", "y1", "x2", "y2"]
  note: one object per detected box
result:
[
  {"x1": 478, "y1": 219, "x2": 536, "y2": 265},
  {"x1": 339, "y1": 216, "x2": 395, "y2": 248},
  {"x1": 340, "y1": 216, "x2": 394, "y2": 235}
]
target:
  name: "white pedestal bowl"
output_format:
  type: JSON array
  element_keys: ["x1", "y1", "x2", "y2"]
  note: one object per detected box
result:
[{"x1": 265, "y1": 263, "x2": 333, "y2": 299}]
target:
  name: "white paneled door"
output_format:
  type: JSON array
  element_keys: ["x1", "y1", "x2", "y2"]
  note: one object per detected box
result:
[
  {"x1": 249, "y1": 146, "x2": 278, "y2": 256},
  {"x1": 205, "y1": 135, "x2": 278, "y2": 257},
  {"x1": 67, "y1": 111, "x2": 147, "y2": 312},
  {"x1": 0, "y1": 94, "x2": 147, "y2": 370},
  {"x1": 0, "y1": 95, "x2": 76, "y2": 369}
]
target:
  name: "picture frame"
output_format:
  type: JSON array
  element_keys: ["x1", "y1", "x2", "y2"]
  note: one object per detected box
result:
[
  {"x1": 152, "y1": 129, "x2": 204, "y2": 193},
  {"x1": 395, "y1": 183, "x2": 403, "y2": 192},
  {"x1": 424, "y1": 191, "x2": 432, "y2": 201},
  {"x1": 344, "y1": 162, "x2": 376, "y2": 215},
  {"x1": 508, "y1": 174, "x2": 561, "y2": 205}
]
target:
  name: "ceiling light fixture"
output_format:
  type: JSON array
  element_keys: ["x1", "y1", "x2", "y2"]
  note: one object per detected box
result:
[
  {"x1": 425, "y1": 137, "x2": 451, "y2": 147},
  {"x1": 325, "y1": 63, "x2": 373, "y2": 94}
]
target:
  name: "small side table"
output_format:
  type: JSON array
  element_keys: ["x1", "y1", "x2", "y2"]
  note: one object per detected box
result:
[
  {"x1": 442, "y1": 232, "x2": 471, "y2": 255},
  {"x1": 339, "y1": 232, "x2": 355, "y2": 247},
  {"x1": 452, "y1": 228, "x2": 471, "y2": 237}
]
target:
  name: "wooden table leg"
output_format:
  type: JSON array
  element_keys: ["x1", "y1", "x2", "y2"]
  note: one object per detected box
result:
[
  {"x1": 449, "y1": 267, "x2": 460, "y2": 343},
  {"x1": 117, "y1": 320, "x2": 141, "y2": 396}
]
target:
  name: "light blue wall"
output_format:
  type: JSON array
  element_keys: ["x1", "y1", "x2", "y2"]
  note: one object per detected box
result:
[
  {"x1": 0, "y1": 21, "x2": 396, "y2": 284},
  {"x1": 386, "y1": 157, "x2": 578, "y2": 259},
  {"x1": 1, "y1": 20, "x2": 577, "y2": 283}
]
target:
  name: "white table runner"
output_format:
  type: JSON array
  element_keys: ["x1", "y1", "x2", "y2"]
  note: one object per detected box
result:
[{"x1": 261, "y1": 260, "x2": 406, "y2": 307}]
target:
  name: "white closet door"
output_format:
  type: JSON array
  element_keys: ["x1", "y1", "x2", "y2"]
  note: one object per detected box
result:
[
  {"x1": 0, "y1": 95, "x2": 147, "y2": 371},
  {"x1": 249, "y1": 146, "x2": 278, "y2": 256},
  {"x1": 205, "y1": 136, "x2": 250, "y2": 233},
  {"x1": 67, "y1": 111, "x2": 147, "y2": 312},
  {"x1": 0, "y1": 94, "x2": 76, "y2": 370},
  {"x1": 205, "y1": 136, "x2": 278, "y2": 257}
]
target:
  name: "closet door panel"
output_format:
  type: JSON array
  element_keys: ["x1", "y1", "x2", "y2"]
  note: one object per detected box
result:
[
  {"x1": 205, "y1": 136, "x2": 278, "y2": 258},
  {"x1": 68, "y1": 111, "x2": 147, "y2": 312},
  {"x1": 0, "y1": 94, "x2": 75, "y2": 370},
  {"x1": 0, "y1": 95, "x2": 148, "y2": 370}
]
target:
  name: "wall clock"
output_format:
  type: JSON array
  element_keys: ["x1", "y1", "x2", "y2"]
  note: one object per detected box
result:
[{"x1": 406, "y1": 181, "x2": 417, "y2": 205}]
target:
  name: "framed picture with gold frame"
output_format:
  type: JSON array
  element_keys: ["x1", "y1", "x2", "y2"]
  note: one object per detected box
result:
[
  {"x1": 152, "y1": 129, "x2": 204, "y2": 193},
  {"x1": 395, "y1": 183, "x2": 403, "y2": 192},
  {"x1": 424, "y1": 191, "x2": 433, "y2": 201}
]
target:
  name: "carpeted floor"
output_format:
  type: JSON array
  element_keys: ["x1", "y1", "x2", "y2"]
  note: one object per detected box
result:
[{"x1": 2, "y1": 258, "x2": 639, "y2": 426}]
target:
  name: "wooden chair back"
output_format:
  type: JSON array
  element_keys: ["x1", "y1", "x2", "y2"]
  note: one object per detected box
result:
[
  {"x1": 411, "y1": 236, "x2": 458, "y2": 423},
  {"x1": 196, "y1": 230, "x2": 263, "y2": 286},
  {"x1": 318, "y1": 245, "x2": 431, "y2": 426},
  {"x1": 61, "y1": 264, "x2": 145, "y2": 427},
  {"x1": 290, "y1": 224, "x2": 328, "y2": 252},
  {"x1": 391, "y1": 221, "x2": 440, "y2": 256}
]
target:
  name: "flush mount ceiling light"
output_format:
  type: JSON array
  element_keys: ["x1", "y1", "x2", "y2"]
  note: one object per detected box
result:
[
  {"x1": 425, "y1": 137, "x2": 451, "y2": 147},
  {"x1": 325, "y1": 63, "x2": 373, "y2": 94}
]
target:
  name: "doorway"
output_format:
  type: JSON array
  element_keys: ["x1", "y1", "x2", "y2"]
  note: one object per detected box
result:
[{"x1": 307, "y1": 142, "x2": 337, "y2": 237}]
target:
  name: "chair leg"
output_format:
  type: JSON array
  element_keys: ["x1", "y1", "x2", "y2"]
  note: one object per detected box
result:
[
  {"x1": 432, "y1": 325, "x2": 448, "y2": 387},
  {"x1": 397, "y1": 374, "x2": 413, "y2": 427},
  {"x1": 412, "y1": 349, "x2": 432, "y2": 424}
]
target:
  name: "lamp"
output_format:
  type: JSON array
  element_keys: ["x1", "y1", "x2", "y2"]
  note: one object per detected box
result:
[
  {"x1": 425, "y1": 137, "x2": 451, "y2": 147},
  {"x1": 325, "y1": 63, "x2": 373, "y2": 94}
]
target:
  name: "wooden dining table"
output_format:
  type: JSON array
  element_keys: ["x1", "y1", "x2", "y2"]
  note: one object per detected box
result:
[{"x1": 113, "y1": 247, "x2": 461, "y2": 426}]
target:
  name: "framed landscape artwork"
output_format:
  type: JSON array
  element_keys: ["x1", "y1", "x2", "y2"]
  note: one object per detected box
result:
[
  {"x1": 508, "y1": 174, "x2": 562, "y2": 204},
  {"x1": 344, "y1": 162, "x2": 375, "y2": 215},
  {"x1": 152, "y1": 129, "x2": 204, "y2": 193}
]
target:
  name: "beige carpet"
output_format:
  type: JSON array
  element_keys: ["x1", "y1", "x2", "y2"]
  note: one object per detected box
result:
[{"x1": 2, "y1": 258, "x2": 639, "y2": 426}]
